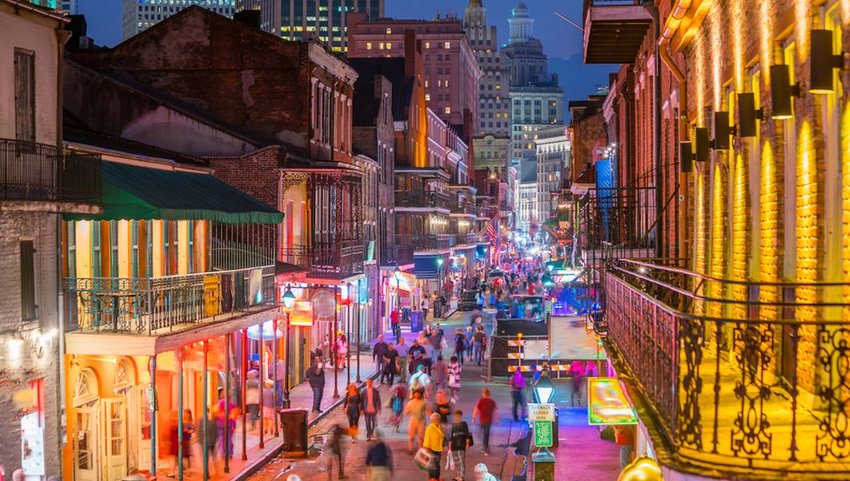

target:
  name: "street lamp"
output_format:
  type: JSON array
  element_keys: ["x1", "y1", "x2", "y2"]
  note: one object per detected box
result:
[
  {"x1": 281, "y1": 286, "x2": 296, "y2": 409},
  {"x1": 532, "y1": 367, "x2": 557, "y2": 481}
]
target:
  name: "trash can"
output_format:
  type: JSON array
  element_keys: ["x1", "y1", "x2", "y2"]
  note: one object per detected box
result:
[
  {"x1": 279, "y1": 408, "x2": 308, "y2": 453},
  {"x1": 410, "y1": 310, "x2": 424, "y2": 333}
]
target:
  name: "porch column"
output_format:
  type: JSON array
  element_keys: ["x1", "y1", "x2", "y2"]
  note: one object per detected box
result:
[
  {"x1": 356, "y1": 278, "x2": 362, "y2": 383},
  {"x1": 224, "y1": 333, "x2": 231, "y2": 473},
  {"x1": 177, "y1": 350, "x2": 184, "y2": 481},
  {"x1": 149, "y1": 355, "x2": 157, "y2": 476},
  {"x1": 241, "y1": 328, "x2": 248, "y2": 460},
  {"x1": 346, "y1": 283, "x2": 351, "y2": 387},
  {"x1": 272, "y1": 315, "x2": 279, "y2": 437},
  {"x1": 333, "y1": 286, "x2": 340, "y2": 399},
  {"x1": 202, "y1": 340, "x2": 209, "y2": 481},
  {"x1": 259, "y1": 323, "x2": 265, "y2": 449}
]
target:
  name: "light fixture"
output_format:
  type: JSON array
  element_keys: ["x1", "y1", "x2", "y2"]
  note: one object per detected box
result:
[
  {"x1": 810, "y1": 29, "x2": 845, "y2": 94},
  {"x1": 769, "y1": 64, "x2": 800, "y2": 119},
  {"x1": 736, "y1": 93, "x2": 763, "y2": 137},
  {"x1": 712, "y1": 111, "x2": 730, "y2": 150},
  {"x1": 679, "y1": 141, "x2": 693, "y2": 173},
  {"x1": 282, "y1": 286, "x2": 296, "y2": 310},
  {"x1": 694, "y1": 127, "x2": 710, "y2": 161},
  {"x1": 436, "y1": 258, "x2": 444, "y2": 266}
]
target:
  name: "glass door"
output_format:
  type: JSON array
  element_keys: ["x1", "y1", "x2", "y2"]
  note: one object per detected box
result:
[
  {"x1": 74, "y1": 405, "x2": 99, "y2": 481},
  {"x1": 103, "y1": 398, "x2": 127, "y2": 481}
]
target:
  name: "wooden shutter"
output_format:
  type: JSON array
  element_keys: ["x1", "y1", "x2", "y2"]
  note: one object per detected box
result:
[
  {"x1": 20, "y1": 240, "x2": 36, "y2": 320},
  {"x1": 14, "y1": 49, "x2": 35, "y2": 142}
]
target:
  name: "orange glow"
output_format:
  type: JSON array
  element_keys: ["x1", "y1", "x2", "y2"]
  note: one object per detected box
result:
[
  {"x1": 730, "y1": 0, "x2": 743, "y2": 91},
  {"x1": 709, "y1": 18, "x2": 722, "y2": 107},
  {"x1": 795, "y1": 0, "x2": 810, "y2": 62},
  {"x1": 759, "y1": 0, "x2": 773, "y2": 87}
]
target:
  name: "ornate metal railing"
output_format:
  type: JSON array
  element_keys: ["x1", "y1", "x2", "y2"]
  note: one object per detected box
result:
[
  {"x1": 65, "y1": 266, "x2": 275, "y2": 335},
  {"x1": 0, "y1": 139, "x2": 101, "y2": 203},
  {"x1": 395, "y1": 190, "x2": 451, "y2": 210},
  {"x1": 604, "y1": 259, "x2": 850, "y2": 477},
  {"x1": 280, "y1": 241, "x2": 364, "y2": 277},
  {"x1": 450, "y1": 200, "x2": 477, "y2": 216}
]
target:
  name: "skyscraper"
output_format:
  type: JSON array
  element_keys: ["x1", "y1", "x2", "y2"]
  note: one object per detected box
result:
[
  {"x1": 463, "y1": 0, "x2": 509, "y2": 136},
  {"x1": 122, "y1": 0, "x2": 235, "y2": 40},
  {"x1": 60, "y1": 0, "x2": 76, "y2": 13},
  {"x1": 236, "y1": 0, "x2": 383, "y2": 52}
]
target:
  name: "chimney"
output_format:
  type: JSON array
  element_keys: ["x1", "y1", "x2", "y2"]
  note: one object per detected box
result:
[
  {"x1": 233, "y1": 10, "x2": 261, "y2": 30},
  {"x1": 66, "y1": 15, "x2": 92, "y2": 50}
]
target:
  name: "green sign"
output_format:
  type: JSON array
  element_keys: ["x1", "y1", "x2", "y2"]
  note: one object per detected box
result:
[{"x1": 533, "y1": 420, "x2": 553, "y2": 448}]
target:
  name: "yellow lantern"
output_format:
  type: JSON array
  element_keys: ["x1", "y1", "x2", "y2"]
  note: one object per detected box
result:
[{"x1": 617, "y1": 457, "x2": 663, "y2": 481}]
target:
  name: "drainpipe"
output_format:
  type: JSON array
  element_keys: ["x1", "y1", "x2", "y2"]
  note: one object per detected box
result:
[
  {"x1": 642, "y1": 2, "x2": 664, "y2": 259},
  {"x1": 658, "y1": 0, "x2": 692, "y2": 264}
]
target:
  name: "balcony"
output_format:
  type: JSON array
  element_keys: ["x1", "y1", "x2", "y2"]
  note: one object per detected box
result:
[
  {"x1": 582, "y1": 0, "x2": 652, "y2": 64},
  {"x1": 280, "y1": 241, "x2": 364, "y2": 278},
  {"x1": 396, "y1": 234, "x2": 457, "y2": 253},
  {"x1": 395, "y1": 190, "x2": 450, "y2": 210},
  {"x1": 450, "y1": 199, "x2": 478, "y2": 216},
  {"x1": 603, "y1": 259, "x2": 850, "y2": 478},
  {"x1": 65, "y1": 266, "x2": 275, "y2": 335},
  {"x1": 0, "y1": 138, "x2": 101, "y2": 206}
]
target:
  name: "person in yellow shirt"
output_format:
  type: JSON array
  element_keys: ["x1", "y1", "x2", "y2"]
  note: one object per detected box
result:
[{"x1": 423, "y1": 413, "x2": 445, "y2": 481}]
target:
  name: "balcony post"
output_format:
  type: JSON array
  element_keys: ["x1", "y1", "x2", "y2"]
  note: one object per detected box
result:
[
  {"x1": 177, "y1": 350, "x2": 184, "y2": 481},
  {"x1": 356, "y1": 278, "x2": 362, "y2": 383},
  {"x1": 259, "y1": 321, "x2": 265, "y2": 450},
  {"x1": 202, "y1": 340, "x2": 209, "y2": 481},
  {"x1": 272, "y1": 315, "x2": 279, "y2": 437},
  {"x1": 333, "y1": 286, "x2": 340, "y2": 399},
  {"x1": 224, "y1": 332, "x2": 231, "y2": 473},
  {"x1": 149, "y1": 355, "x2": 157, "y2": 476},
  {"x1": 241, "y1": 328, "x2": 248, "y2": 460}
]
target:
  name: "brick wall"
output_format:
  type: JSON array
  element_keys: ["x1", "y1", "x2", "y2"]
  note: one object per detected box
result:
[{"x1": 0, "y1": 211, "x2": 62, "y2": 479}]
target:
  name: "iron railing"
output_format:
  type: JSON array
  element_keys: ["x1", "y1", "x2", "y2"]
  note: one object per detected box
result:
[
  {"x1": 450, "y1": 199, "x2": 478, "y2": 216},
  {"x1": 0, "y1": 139, "x2": 101, "y2": 203},
  {"x1": 280, "y1": 242, "x2": 364, "y2": 277},
  {"x1": 395, "y1": 190, "x2": 450, "y2": 210},
  {"x1": 65, "y1": 266, "x2": 276, "y2": 335},
  {"x1": 604, "y1": 259, "x2": 850, "y2": 478},
  {"x1": 395, "y1": 234, "x2": 457, "y2": 252}
]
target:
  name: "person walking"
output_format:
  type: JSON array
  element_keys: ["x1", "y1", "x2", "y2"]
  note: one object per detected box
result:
[
  {"x1": 449, "y1": 410, "x2": 472, "y2": 481},
  {"x1": 196, "y1": 406, "x2": 219, "y2": 475},
  {"x1": 431, "y1": 355, "x2": 448, "y2": 391},
  {"x1": 328, "y1": 423, "x2": 347, "y2": 479},
  {"x1": 373, "y1": 335, "x2": 389, "y2": 383},
  {"x1": 447, "y1": 356, "x2": 462, "y2": 404},
  {"x1": 472, "y1": 388, "x2": 497, "y2": 455},
  {"x1": 344, "y1": 383, "x2": 362, "y2": 442},
  {"x1": 464, "y1": 326, "x2": 474, "y2": 363},
  {"x1": 261, "y1": 379, "x2": 275, "y2": 434},
  {"x1": 383, "y1": 343, "x2": 399, "y2": 387},
  {"x1": 361, "y1": 378, "x2": 382, "y2": 441},
  {"x1": 180, "y1": 409, "x2": 194, "y2": 471},
  {"x1": 421, "y1": 295, "x2": 430, "y2": 321},
  {"x1": 396, "y1": 337, "x2": 410, "y2": 383},
  {"x1": 454, "y1": 329, "x2": 466, "y2": 364},
  {"x1": 405, "y1": 390, "x2": 428, "y2": 453},
  {"x1": 423, "y1": 413, "x2": 446, "y2": 481},
  {"x1": 614, "y1": 424, "x2": 636, "y2": 469},
  {"x1": 472, "y1": 327, "x2": 486, "y2": 366},
  {"x1": 433, "y1": 389, "x2": 453, "y2": 428},
  {"x1": 390, "y1": 308, "x2": 401, "y2": 343},
  {"x1": 366, "y1": 429, "x2": 394, "y2": 481},
  {"x1": 509, "y1": 367, "x2": 526, "y2": 421},
  {"x1": 409, "y1": 364, "x2": 432, "y2": 400},
  {"x1": 245, "y1": 370, "x2": 261, "y2": 431},
  {"x1": 306, "y1": 356, "x2": 326, "y2": 413},
  {"x1": 388, "y1": 383, "x2": 407, "y2": 432}
]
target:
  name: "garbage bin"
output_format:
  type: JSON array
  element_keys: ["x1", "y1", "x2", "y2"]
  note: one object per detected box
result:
[
  {"x1": 279, "y1": 408, "x2": 308, "y2": 452},
  {"x1": 410, "y1": 310, "x2": 424, "y2": 333}
]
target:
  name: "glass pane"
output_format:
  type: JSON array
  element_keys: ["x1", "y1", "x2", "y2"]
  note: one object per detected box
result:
[{"x1": 111, "y1": 438, "x2": 123, "y2": 455}]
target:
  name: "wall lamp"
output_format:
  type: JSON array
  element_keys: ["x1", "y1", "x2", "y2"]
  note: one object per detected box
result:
[
  {"x1": 769, "y1": 64, "x2": 800, "y2": 119},
  {"x1": 694, "y1": 127, "x2": 710, "y2": 161},
  {"x1": 712, "y1": 111, "x2": 730, "y2": 150},
  {"x1": 810, "y1": 29, "x2": 847, "y2": 94},
  {"x1": 736, "y1": 93, "x2": 763, "y2": 137},
  {"x1": 679, "y1": 141, "x2": 693, "y2": 173}
]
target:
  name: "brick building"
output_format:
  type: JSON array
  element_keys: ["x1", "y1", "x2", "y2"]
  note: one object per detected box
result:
[
  {"x1": 586, "y1": 0, "x2": 850, "y2": 479},
  {"x1": 346, "y1": 12, "x2": 482, "y2": 136}
]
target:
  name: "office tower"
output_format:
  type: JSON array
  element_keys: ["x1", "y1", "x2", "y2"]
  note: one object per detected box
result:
[
  {"x1": 464, "y1": 0, "x2": 509, "y2": 136},
  {"x1": 122, "y1": 0, "x2": 235, "y2": 40}
]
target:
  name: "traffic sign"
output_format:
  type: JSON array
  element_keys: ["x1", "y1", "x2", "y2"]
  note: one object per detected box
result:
[
  {"x1": 533, "y1": 420, "x2": 553, "y2": 448},
  {"x1": 528, "y1": 403, "x2": 556, "y2": 422}
]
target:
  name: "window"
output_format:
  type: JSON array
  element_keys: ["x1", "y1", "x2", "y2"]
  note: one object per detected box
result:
[
  {"x1": 425, "y1": 80, "x2": 429, "y2": 88},
  {"x1": 366, "y1": 42, "x2": 372, "y2": 50},
  {"x1": 425, "y1": 42, "x2": 431, "y2": 49},
  {"x1": 444, "y1": 42, "x2": 450, "y2": 49},
  {"x1": 386, "y1": 28, "x2": 392, "y2": 34},
  {"x1": 20, "y1": 240, "x2": 36, "y2": 320},
  {"x1": 444, "y1": 80, "x2": 449, "y2": 88},
  {"x1": 425, "y1": 94, "x2": 431, "y2": 101},
  {"x1": 14, "y1": 49, "x2": 35, "y2": 141},
  {"x1": 386, "y1": 42, "x2": 392, "y2": 49}
]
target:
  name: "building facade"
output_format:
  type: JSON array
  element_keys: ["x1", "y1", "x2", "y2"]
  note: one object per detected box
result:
[
  {"x1": 535, "y1": 125, "x2": 569, "y2": 223},
  {"x1": 517, "y1": 160, "x2": 536, "y2": 233},
  {"x1": 0, "y1": 3, "x2": 100, "y2": 478},
  {"x1": 463, "y1": 0, "x2": 510, "y2": 136},
  {"x1": 509, "y1": 85, "x2": 564, "y2": 162},
  {"x1": 346, "y1": 13, "x2": 482, "y2": 135},
  {"x1": 121, "y1": 0, "x2": 234, "y2": 40},
  {"x1": 236, "y1": 0, "x2": 383, "y2": 52}
]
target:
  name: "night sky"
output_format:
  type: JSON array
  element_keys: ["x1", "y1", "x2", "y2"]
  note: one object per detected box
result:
[{"x1": 76, "y1": 0, "x2": 615, "y2": 116}]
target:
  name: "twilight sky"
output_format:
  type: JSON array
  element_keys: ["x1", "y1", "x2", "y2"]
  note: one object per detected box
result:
[{"x1": 76, "y1": 0, "x2": 615, "y2": 115}]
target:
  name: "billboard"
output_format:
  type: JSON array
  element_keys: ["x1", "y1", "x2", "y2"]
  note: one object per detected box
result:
[{"x1": 587, "y1": 377, "x2": 637, "y2": 425}]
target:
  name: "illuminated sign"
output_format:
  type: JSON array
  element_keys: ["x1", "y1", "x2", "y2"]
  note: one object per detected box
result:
[
  {"x1": 587, "y1": 377, "x2": 637, "y2": 425},
  {"x1": 290, "y1": 300, "x2": 315, "y2": 326}
]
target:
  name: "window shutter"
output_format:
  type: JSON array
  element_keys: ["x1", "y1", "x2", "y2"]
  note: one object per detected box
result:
[{"x1": 20, "y1": 240, "x2": 36, "y2": 321}]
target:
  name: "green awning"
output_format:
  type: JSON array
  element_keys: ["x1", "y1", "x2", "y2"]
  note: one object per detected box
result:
[{"x1": 65, "y1": 161, "x2": 283, "y2": 224}]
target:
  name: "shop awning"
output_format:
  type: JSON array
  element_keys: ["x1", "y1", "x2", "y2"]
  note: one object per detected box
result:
[{"x1": 65, "y1": 161, "x2": 283, "y2": 224}]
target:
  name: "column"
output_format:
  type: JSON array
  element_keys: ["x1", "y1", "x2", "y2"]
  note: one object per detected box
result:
[
  {"x1": 224, "y1": 333, "x2": 231, "y2": 473},
  {"x1": 202, "y1": 340, "x2": 209, "y2": 481},
  {"x1": 241, "y1": 329, "x2": 248, "y2": 460},
  {"x1": 149, "y1": 356, "x2": 157, "y2": 476},
  {"x1": 177, "y1": 351, "x2": 184, "y2": 481}
]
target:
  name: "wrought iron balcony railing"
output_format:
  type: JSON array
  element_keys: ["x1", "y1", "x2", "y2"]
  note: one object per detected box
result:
[
  {"x1": 395, "y1": 190, "x2": 450, "y2": 210},
  {"x1": 395, "y1": 234, "x2": 457, "y2": 252},
  {"x1": 280, "y1": 241, "x2": 364, "y2": 278},
  {"x1": 65, "y1": 266, "x2": 275, "y2": 335},
  {"x1": 604, "y1": 259, "x2": 850, "y2": 478},
  {"x1": 0, "y1": 139, "x2": 101, "y2": 203},
  {"x1": 450, "y1": 200, "x2": 478, "y2": 216}
]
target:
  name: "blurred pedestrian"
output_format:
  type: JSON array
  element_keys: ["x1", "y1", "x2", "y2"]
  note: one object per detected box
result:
[
  {"x1": 196, "y1": 406, "x2": 219, "y2": 474},
  {"x1": 328, "y1": 423, "x2": 347, "y2": 479},
  {"x1": 421, "y1": 295, "x2": 430, "y2": 321},
  {"x1": 450, "y1": 410, "x2": 472, "y2": 481},
  {"x1": 405, "y1": 390, "x2": 428, "y2": 453},
  {"x1": 366, "y1": 429, "x2": 394, "y2": 481},
  {"x1": 373, "y1": 335, "x2": 389, "y2": 382},
  {"x1": 388, "y1": 383, "x2": 407, "y2": 432},
  {"x1": 245, "y1": 370, "x2": 261, "y2": 431},
  {"x1": 383, "y1": 343, "x2": 399, "y2": 386},
  {"x1": 447, "y1": 356, "x2": 462, "y2": 404},
  {"x1": 262, "y1": 379, "x2": 275, "y2": 434},
  {"x1": 473, "y1": 327, "x2": 486, "y2": 365},
  {"x1": 409, "y1": 364, "x2": 431, "y2": 399},
  {"x1": 473, "y1": 463, "x2": 499, "y2": 481},
  {"x1": 396, "y1": 337, "x2": 410, "y2": 383},
  {"x1": 181, "y1": 409, "x2": 194, "y2": 470},
  {"x1": 509, "y1": 367, "x2": 526, "y2": 421},
  {"x1": 344, "y1": 383, "x2": 362, "y2": 442},
  {"x1": 454, "y1": 329, "x2": 466, "y2": 364},
  {"x1": 432, "y1": 355, "x2": 448, "y2": 391},
  {"x1": 472, "y1": 388, "x2": 497, "y2": 455},
  {"x1": 423, "y1": 413, "x2": 446, "y2": 481}
]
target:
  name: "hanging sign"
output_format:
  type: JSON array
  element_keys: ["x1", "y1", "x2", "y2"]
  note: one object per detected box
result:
[
  {"x1": 528, "y1": 403, "x2": 556, "y2": 422},
  {"x1": 533, "y1": 420, "x2": 553, "y2": 448},
  {"x1": 587, "y1": 377, "x2": 637, "y2": 425}
]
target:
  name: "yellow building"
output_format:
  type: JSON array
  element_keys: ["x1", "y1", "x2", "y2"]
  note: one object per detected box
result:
[
  {"x1": 60, "y1": 141, "x2": 284, "y2": 481},
  {"x1": 587, "y1": 0, "x2": 850, "y2": 479}
]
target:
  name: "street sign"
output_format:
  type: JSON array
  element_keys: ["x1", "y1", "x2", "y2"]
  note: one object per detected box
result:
[
  {"x1": 533, "y1": 420, "x2": 553, "y2": 448},
  {"x1": 528, "y1": 403, "x2": 556, "y2": 422}
]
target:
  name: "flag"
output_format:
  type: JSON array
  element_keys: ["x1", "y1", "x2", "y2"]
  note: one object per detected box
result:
[{"x1": 485, "y1": 216, "x2": 500, "y2": 247}]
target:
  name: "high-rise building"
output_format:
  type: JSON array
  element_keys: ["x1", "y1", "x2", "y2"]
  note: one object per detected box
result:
[
  {"x1": 347, "y1": 13, "x2": 481, "y2": 135},
  {"x1": 122, "y1": 0, "x2": 235, "y2": 40},
  {"x1": 236, "y1": 0, "x2": 383, "y2": 52},
  {"x1": 464, "y1": 0, "x2": 510, "y2": 136},
  {"x1": 60, "y1": 0, "x2": 75, "y2": 13},
  {"x1": 535, "y1": 125, "x2": 569, "y2": 223}
]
